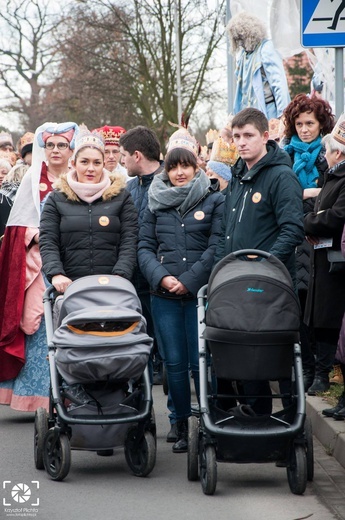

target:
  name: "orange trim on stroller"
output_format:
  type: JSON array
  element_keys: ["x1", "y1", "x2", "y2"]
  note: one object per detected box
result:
[{"x1": 67, "y1": 321, "x2": 139, "y2": 337}]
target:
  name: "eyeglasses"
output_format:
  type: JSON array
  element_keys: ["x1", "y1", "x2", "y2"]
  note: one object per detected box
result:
[{"x1": 45, "y1": 142, "x2": 69, "y2": 150}]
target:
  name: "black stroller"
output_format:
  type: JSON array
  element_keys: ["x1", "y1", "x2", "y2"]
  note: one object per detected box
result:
[
  {"x1": 34, "y1": 275, "x2": 156, "y2": 481},
  {"x1": 187, "y1": 250, "x2": 313, "y2": 495}
]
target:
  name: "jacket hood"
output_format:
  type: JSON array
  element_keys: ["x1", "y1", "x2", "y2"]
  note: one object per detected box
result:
[
  {"x1": 53, "y1": 171, "x2": 126, "y2": 201},
  {"x1": 232, "y1": 140, "x2": 292, "y2": 181}
]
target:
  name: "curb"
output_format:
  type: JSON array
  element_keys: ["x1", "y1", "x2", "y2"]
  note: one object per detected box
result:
[{"x1": 306, "y1": 394, "x2": 345, "y2": 470}]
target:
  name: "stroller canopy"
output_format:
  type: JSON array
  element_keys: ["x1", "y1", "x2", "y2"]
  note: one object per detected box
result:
[{"x1": 52, "y1": 275, "x2": 152, "y2": 385}]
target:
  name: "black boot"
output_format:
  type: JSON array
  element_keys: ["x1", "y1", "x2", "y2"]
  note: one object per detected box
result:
[
  {"x1": 333, "y1": 406, "x2": 345, "y2": 421},
  {"x1": 307, "y1": 376, "x2": 330, "y2": 396},
  {"x1": 308, "y1": 341, "x2": 337, "y2": 396},
  {"x1": 166, "y1": 423, "x2": 178, "y2": 443},
  {"x1": 322, "y1": 392, "x2": 345, "y2": 417},
  {"x1": 172, "y1": 419, "x2": 188, "y2": 453},
  {"x1": 303, "y1": 368, "x2": 315, "y2": 392}
]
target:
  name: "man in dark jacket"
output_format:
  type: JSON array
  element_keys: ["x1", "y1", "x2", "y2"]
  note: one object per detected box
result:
[
  {"x1": 119, "y1": 127, "x2": 176, "y2": 434},
  {"x1": 215, "y1": 107, "x2": 305, "y2": 414}
]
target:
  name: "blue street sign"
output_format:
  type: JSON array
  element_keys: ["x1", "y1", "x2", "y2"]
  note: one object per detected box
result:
[{"x1": 302, "y1": 0, "x2": 345, "y2": 47}]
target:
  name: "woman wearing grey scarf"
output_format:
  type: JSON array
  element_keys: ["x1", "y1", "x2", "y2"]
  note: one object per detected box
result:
[{"x1": 138, "y1": 130, "x2": 224, "y2": 454}]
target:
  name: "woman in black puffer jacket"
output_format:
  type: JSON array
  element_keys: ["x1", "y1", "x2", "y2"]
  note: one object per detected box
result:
[{"x1": 39, "y1": 128, "x2": 138, "y2": 293}]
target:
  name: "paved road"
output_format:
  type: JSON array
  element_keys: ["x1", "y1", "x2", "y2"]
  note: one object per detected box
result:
[{"x1": 1, "y1": 385, "x2": 345, "y2": 520}]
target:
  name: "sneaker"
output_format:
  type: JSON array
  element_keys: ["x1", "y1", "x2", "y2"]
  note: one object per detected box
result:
[{"x1": 166, "y1": 423, "x2": 178, "y2": 443}]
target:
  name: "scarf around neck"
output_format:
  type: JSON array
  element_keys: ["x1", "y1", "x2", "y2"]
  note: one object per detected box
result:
[
  {"x1": 66, "y1": 169, "x2": 111, "y2": 203},
  {"x1": 284, "y1": 135, "x2": 322, "y2": 189},
  {"x1": 148, "y1": 169, "x2": 210, "y2": 214}
]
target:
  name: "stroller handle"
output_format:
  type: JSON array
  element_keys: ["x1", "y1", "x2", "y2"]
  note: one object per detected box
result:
[
  {"x1": 43, "y1": 285, "x2": 61, "y2": 303},
  {"x1": 229, "y1": 249, "x2": 272, "y2": 260}
]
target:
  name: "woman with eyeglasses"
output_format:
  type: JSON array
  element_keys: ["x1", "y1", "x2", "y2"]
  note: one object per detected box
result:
[{"x1": 0, "y1": 122, "x2": 79, "y2": 412}]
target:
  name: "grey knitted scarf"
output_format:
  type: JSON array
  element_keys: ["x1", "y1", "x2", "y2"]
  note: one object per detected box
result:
[{"x1": 148, "y1": 169, "x2": 210, "y2": 214}]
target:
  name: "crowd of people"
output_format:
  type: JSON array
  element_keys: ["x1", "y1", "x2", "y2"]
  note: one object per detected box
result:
[{"x1": 0, "y1": 71, "x2": 344, "y2": 454}]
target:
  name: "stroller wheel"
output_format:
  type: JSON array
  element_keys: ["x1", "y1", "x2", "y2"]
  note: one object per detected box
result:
[
  {"x1": 43, "y1": 429, "x2": 71, "y2": 481},
  {"x1": 287, "y1": 444, "x2": 307, "y2": 495},
  {"x1": 34, "y1": 408, "x2": 48, "y2": 470},
  {"x1": 304, "y1": 417, "x2": 314, "y2": 482},
  {"x1": 125, "y1": 428, "x2": 156, "y2": 477},
  {"x1": 162, "y1": 364, "x2": 168, "y2": 396},
  {"x1": 187, "y1": 416, "x2": 199, "y2": 481},
  {"x1": 200, "y1": 444, "x2": 217, "y2": 495}
]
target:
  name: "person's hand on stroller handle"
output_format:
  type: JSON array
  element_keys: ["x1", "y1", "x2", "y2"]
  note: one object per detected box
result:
[{"x1": 52, "y1": 274, "x2": 73, "y2": 294}]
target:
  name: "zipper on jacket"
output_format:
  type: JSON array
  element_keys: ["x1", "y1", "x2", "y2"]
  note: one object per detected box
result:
[
  {"x1": 89, "y1": 205, "x2": 93, "y2": 273},
  {"x1": 238, "y1": 190, "x2": 248, "y2": 222},
  {"x1": 160, "y1": 255, "x2": 164, "y2": 264}
]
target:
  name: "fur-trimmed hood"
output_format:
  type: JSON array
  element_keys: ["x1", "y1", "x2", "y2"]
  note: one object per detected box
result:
[{"x1": 53, "y1": 170, "x2": 126, "y2": 202}]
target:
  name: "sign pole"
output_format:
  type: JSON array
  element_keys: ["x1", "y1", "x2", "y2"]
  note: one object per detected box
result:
[
  {"x1": 335, "y1": 47, "x2": 344, "y2": 119},
  {"x1": 227, "y1": 0, "x2": 235, "y2": 115}
]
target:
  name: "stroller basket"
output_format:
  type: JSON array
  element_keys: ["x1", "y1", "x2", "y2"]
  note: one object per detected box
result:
[{"x1": 204, "y1": 251, "x2": 300, "y2": 380}]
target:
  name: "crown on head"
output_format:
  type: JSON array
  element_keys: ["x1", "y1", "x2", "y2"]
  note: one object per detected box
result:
[
  {"x1": 210, "y1": 137, "x2": 239, "y2": 166},
  {"x1": 332, "y1": 113, "x2": 345, "y2": 146},
  {"x1": 205, "y1": 129, "x2": 219, "y2": 145},
  {"x1": 93, "y1": 125, "x2": 126, "y2": 145},
  {"x1": 0, "y1": 131, "x2": 13, "y2": 147},
  {"x1": 75, "y1": 124, "x2": 105, "y2": 154}
]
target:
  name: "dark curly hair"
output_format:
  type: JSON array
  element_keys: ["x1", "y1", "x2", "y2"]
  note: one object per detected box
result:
[{"x1": 283, "y1": 93, "x2": 335, "y2": 139}]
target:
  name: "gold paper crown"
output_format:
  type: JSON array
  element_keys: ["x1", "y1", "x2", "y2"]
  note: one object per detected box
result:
[
  {"x1": 225, "y1": 114, "x2": 234, "y2": 130},
  {"x1": 18, "y1": 132, "x2": 34, "y2": 153},
  {"x1": 200, "y1": 145, "x2": 208, "y2": 158},
  {"x1": 75, "y1": 124, "x2": 105, "y2": 154},
  {"x1": 210, "y1": 137, "x2": 239, "y2": 166},
  {"x1": 332, "y1": 113, "x2": 345, "y2": 146},
  {"x1": 268, "y1": 119, "x2": 281, "y2": 140},
  {"x1": 205, "y1": 129, "x2": 219, "y2": 145}
]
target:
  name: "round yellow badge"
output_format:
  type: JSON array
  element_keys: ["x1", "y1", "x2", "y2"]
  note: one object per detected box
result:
[
  {"x1": 252, "y1": 192, "x2": 262, "y2": 203},
  {"x1": 39, "y1": 182, "x2": 48, "y2": 191},
  {"x1": 194, "y1": 211, "x2": 205, "y2": 221},
  {"x1": 99, "y1": 216, "x2": 110, "y2": 226},
  {"x1": 98, "y1": 276, "x2": 110, "y2": 285}
]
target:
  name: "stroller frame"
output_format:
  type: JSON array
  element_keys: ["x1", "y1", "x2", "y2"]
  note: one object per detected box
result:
[
  {"x1": 34, "y1": 281, "x2": 156, "y2": 481},
  {"x1": 188, "y1": 249, "x2": 313, "y2": 496}
]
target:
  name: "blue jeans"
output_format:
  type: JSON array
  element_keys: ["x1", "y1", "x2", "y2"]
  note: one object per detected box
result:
[{"x1": 151, "y1": 295, "x2": 199, "y2": 421}]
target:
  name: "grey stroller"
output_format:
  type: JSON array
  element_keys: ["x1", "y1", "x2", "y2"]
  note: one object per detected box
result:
[{"x1": 34, "y1": 275, "x2": 156, "y2": 481}]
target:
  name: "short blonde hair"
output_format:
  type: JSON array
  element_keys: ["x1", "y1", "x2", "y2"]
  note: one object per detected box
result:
[{"x1": 3, "y1": 162, "x2": 28, "y2": 183}]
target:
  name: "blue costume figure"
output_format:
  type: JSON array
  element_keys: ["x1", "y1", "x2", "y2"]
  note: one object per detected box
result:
[{"x1": 226, "y1": 11, "x2": 290, "y2": 119}]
